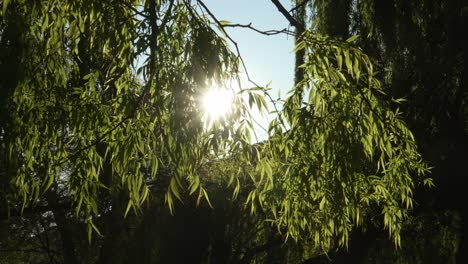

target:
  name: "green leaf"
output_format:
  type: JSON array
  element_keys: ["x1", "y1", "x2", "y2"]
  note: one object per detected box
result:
[
  {"x1": 170, "y1": 177, "x2": 182, "y2": 201},
  {"x1": 346, "y1": 35, "x2": 359, "y2": 43},
  {"x1": 124, "y1": 200, "x2": 133, "y2": 217},
  {"x1": 354, "y1": 56, "x2": 360, "y2": 81},
  {"x1": 202, "y1": 188, "x2": 213, "y2": 208},
  {"x1": 2, "y1": 0, "x2": 10, "y2": 15},
  {"x1": 336, "y1": 52, "x2": 343, "y2": 70},
  {"x1": 219, "y1": 20, "x2": 231, "y2": 26},
  {"x1": 319, "y1": 197, "x2": 327, "y2": 210},
  {"x1": 188, "y1": 176, "x2": 200, "y2": 195},
  {"x1": 344, "y1": 50, "x2": 352, "y2": 74}
]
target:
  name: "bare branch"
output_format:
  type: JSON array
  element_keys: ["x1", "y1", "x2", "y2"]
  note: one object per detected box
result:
[
  {"x1": 222, "y1": 23, "x2": 295, "y2": 37},
  {"x1": 270, "y1": 0, "x2": 305, "y2": 31},
  {"x1": 289, "y1": 0, "x2": 312, "y2": 14},
  {"x1": 194, "y1": 0, "x2": 290, "y2": 133}
]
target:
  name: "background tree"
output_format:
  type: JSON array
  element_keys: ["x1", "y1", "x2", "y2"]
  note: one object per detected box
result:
[{"x1": 300, "y1": 0, "x2": 467, "y2": 263}]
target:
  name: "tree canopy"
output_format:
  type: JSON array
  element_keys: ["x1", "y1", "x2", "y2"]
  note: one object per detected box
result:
[
  {"x1": 0, "y1": 0, "x2": 440, "y2": 263},
  {"x1": 307, "y1": 0, "x2": 467, "y2": 262}
]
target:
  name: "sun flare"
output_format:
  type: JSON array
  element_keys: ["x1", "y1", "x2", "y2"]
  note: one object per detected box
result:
[{"x1": 202, "y1": 88, "x2": 233, "y2": 120}]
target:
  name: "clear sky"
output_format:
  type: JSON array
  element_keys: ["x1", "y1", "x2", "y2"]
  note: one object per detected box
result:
[{"x1": 202, "y1": 0, "x2": 295, "y2": 139}]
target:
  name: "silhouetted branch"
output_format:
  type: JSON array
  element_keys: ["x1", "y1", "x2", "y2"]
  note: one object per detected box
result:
[
  {"x1": 222, "y1": 22, "x2": 295, "y2": 36},
  {"x1": 289, "y1": 0, "x2": 312, "y2": 14},
  {"x1": 270, "y1": 0, "x2": 306, "y2": 31}
]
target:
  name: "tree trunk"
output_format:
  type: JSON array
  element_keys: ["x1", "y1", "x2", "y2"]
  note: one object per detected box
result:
[
  {"x1": 47, "y1": 190, "x2": 79, "y2": 264},
  {"x1": 96, "y1": 194, "x2": 129, "y2": 264},
  {"x1": 294, "y1": 0, "x2": 306, "y2": 90}
]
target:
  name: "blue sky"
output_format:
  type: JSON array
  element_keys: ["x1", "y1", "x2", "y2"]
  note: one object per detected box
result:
[
  {"x1": 202, "y1": 0, "x2": 295, "y2": 139},
  {"x1": 203, "y1": 0, "x2": 294, "y2": 92}
]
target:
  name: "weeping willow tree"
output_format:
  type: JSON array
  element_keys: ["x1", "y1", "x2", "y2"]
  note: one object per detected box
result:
[
  {"x1": 1, "y1": 0, "x2": 433, "y2": 262},
  {"x1": 257, "y1": 30, "x2": 429, "y2": 252},
  {"x1": 300, "y1": 0, "x2": 468, "y2": 263}
]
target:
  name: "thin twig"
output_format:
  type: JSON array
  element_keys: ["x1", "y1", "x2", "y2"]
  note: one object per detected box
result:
[
  {"x1": 222, "y1": 23, "x2": 295, "y2": 37},
  {"x1": 289, "y1": 0, "x2": 312, "y2": 14},
  {"x1": 195, "y1": 0, "x2": 290, "y2": 132}
]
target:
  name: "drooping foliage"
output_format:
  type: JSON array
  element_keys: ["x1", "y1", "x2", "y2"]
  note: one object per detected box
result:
[
  {"x1": 0, "y1": 0, "x2": 434, "y2": 261},
  {"x1": 305, "y1": 0, "x2": 467, "y2": 262},
  {"x1": 0, "y1": 0, "x2": 252, "y2": 235},
  {"x1": 256, "y1": 33, "x2": 429, "y2": 250}
]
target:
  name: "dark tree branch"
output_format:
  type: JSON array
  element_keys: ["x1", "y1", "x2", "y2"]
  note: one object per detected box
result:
[
  {"x1": 270, "y1": 0, "x2": 306, "y2": 31},
  {"x1": 289, "y1": 0, "x2": 312, "y2": 14},
  {"x1": 55, "y1": 117, "x2": 129, "y2": 167},
  {"x1": 222, "y1": 23, "x2": 295, "y2": 36},
  {"x1": 121, "y1": 1, "x2": 149, "y2": 18},
  {"x1": 193, "y1": 0, "x2": 290, "y2": 133}
]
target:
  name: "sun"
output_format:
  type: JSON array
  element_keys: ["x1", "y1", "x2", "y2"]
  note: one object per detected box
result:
[{"x1": 202, "y1": 87, "x2": 234, "y2": 120}]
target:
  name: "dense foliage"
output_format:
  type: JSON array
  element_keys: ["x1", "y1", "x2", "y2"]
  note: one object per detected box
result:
[
  {"x1": 0, "y1": 0, "x2": 454, "y2": 263},
  {"x1": 308, "y1": 0, "x2": 467, "y2": 263}
]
